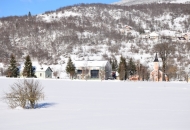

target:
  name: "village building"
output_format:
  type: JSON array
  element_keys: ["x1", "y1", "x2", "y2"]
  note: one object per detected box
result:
[
  {"x1": 149, "y1": 32, "x2": 159, "y2": 40},
  {"x1": 124, "y1": 25, "x2": 133, "y2": 31},
  {"x1": 74, "y1": 60, "x2": 112, "y2": 80},
  {"x1": 19, "y1": 62, "x2": 53, "y2": 78},
  {"x1": 140, "y1": 30, "x2": 159, "y2": 40},
  {"x1": 35, "y1": 66, "x2": 53, "y2": 78},
  {"x1": 119, "y1": 25, "x2": 133, "y2": 34},
  {"x1": 182, "y1": 32, "x2": 190, "y2": 42},
  {"x1": 150, "y1": 53, "x2": 165, "y2": 81},
  {"x1": 144, "y1": 29, "x2": 150, "y2": 34},
  {"x1": 176, "y1": 32, "x2": 190, "y2": 42}
]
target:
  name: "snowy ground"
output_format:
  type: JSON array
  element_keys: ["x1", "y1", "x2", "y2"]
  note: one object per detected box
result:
[{"x1": 0, "y1": 78, "x2": 190, "y2": 130}]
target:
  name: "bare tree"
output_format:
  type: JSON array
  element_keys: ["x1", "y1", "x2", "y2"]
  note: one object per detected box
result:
[
  {"x1": 53, "y1": 70, "x2": 59, "y2": 78},
  {"x1": 99, "y1": 67, "x2": 105, "y2": 81},
  {"x1": 3, "y1": 79, "x2": 44, "y2": 109},
  {"x1": 153, "y1": 42, "x2": 175, "y2": 81}
]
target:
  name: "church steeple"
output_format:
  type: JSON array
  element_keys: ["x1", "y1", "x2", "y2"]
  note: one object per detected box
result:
[{"x1": 154, "y1": 53, "x2": 159, "y2": 62}]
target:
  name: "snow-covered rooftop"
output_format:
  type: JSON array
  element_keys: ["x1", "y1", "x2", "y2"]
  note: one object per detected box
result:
[
  {"x1": 149, "y1": 32, "x2": 159, "y2": 37},
  {"x1": 74, "y1": 60, "x2": 108, "y2": 67},
  {"x1": 35, "y1": 65, "x2": 51, "y2": 72}
]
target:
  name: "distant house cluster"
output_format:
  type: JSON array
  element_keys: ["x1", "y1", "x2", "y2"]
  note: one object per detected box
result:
[
  {"x1": 118, "y1": 25, "x2": 190, "y2": 43},
  {"x1": 4, "y1": 55, "x2": 170, "y2": 82},
  {"x1": 140, "y1": 30, "x2": 190, "y2": 42}
]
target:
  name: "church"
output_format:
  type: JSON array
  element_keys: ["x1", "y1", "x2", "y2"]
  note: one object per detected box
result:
[{"x1": 150, "y1": 53, "x2": 167, "y2": 81}]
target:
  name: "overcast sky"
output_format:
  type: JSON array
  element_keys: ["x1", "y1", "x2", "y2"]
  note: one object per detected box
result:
[{"x1": 0, "y1": 0, "x2": 119, "y2": 17}]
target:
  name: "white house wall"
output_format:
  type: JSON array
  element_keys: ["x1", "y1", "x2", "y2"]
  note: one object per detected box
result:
[
  {"x1": 36, "y1": 71, "x2": 46, "y2": 78},
  {"x1": 75, "y1": 61, "x2": 112, "y2": 80}
]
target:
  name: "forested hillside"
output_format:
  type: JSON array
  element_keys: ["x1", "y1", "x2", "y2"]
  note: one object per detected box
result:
[{"x1": 0, "y1": 3, "x2": 190, "y2": 79}]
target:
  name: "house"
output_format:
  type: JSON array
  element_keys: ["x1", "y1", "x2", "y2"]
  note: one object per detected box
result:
[
  {"x1": 74, "y1": 60, "x2": 112, "y2": 80},
  {"x1": 119, "y1": 25, "x2": 133, "y2": 34},
  {"x1": 150, "y1": 53, "x2": 168, "y2": 81},
  {"x1": 35, "y1": 66, "x2": 53, "y2": 78},
  {"x1": 144, "y1": 29, "x2": 150, "y2": 34},
  {"x1": 149, "y1": 32, "x2": 159, "y2": 40},
  {"x1": 182, "y1": 32, "x2": 190, "y2": 42},
  {"x1": 177, "y1": 37, "x2": 186, "y2": 41},
  {"x1": 176, "y1": 32, "x2": 190, "y2": 42},
  {"x1": 140, "y1": 34, "x2": 149, "y2": 39},
  {"x1": 124, "y1": 25, "x2": 133, "y2": 31}
]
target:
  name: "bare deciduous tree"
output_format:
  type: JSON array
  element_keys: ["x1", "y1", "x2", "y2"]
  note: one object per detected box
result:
[
  {"x1": 99, "y1": 67, "x2": 105, "y2": 81},
  {"x1": 153, "y1": 42, "x2": 175, "y2": 81},
  {"x1": 3, "y1": 79, "x2": 44, "y2": 109}
]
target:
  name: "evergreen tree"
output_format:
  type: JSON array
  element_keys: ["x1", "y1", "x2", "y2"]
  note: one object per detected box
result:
[
  {"x1": 112, "y1": 58, "x2": 118, "y2": 72},
  {"x1": 7, "y1": 54, "x2": 19, "y2": 77},
  {"x1": 109, "y1": 58, "x2": 112, "y2": 65},
  {"x1": 109, "y1": 57, "x2": 118, "y2": 72},
  {"x1": 66, "y1": 57, "x2": 76, "y2": 79},
  {"x1": 28, "y1": 11, "x2": 31, "y2": 17},
  {"x1": 128, "y1": 58, "x2": 136, "y2": 76},
  {"x1": 118, "y1": 56, "x2": 127, "y2": 80},
  {"x1": 22, "y1": 55, "x2": 35, "y2": 77}
]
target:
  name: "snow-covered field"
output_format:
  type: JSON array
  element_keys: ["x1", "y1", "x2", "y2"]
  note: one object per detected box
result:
[{"x1": 0, "y1": 78, "x2": 190, "y2": 130}]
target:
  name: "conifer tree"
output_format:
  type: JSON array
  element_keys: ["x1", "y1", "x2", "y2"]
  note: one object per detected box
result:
[
  {"x1": 118, "y1": 56, "x2": 127, "y2": 80},
  {"x1": 109, "y1": 57, "x2": 118, "y2": 72},
  {"x1": 66, "y1": 57, "x2": 76, "y2": 79},
  {"x1": 128, "y1": 58, "x2": 136, "y2": 76},
  {"x1": 109, "y1": 58, "x2": 112, "y2": 65},
  {"x1": 23, "y1": 55, "x2": 35, "y2": 77},
  {"x1": 112, "y1": 58, "x2": 118, "y2": 72},
  {"x1": 7, "y1": 54, "x2": 19, "y2": 77},
  {"x1": 28, "y1": 11, "x2": 31, "y2": 17}
]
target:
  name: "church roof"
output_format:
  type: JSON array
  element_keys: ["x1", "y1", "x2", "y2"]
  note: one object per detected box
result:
[{"x1": 154, "y1": 53, "x2": 159, "y2": 62}]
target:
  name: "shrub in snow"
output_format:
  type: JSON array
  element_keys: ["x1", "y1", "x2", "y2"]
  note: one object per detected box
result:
[{"x1": 3, "y1": 79, "x2": 44, "y2": 109}]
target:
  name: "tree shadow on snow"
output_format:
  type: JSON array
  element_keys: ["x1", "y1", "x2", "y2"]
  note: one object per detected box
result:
[{"x1": 36, "y1": 103, "x2": 57, "y2": 108}]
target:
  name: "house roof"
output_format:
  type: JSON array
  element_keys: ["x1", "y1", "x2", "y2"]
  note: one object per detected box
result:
[
  {"x1": 149, "y1": 32, "x2": 159, "y2": 37},
  {"x1": 144, "y1": 29, "x2": 150, "y2": 33},
  {"x1": 35, "y1": 66, "x2": 53, "y2": 72},
  {"x1": 74, "y1": 60, "x2": 108, "y2": 68}
]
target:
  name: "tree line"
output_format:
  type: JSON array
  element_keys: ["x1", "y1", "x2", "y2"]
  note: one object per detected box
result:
[{"x1": 6, "y1": 54, "x2": 36, "y2": 78}]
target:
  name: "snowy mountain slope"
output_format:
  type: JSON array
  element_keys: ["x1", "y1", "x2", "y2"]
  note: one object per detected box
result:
[
  {"x1": 0, "y1": 3, "x2": 190, "y2": 79},
  {"x1": 114, "y1": 0, "x2": 190, "y2": 5}
]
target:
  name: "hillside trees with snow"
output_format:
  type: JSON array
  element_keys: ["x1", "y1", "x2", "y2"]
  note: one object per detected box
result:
[{"x1": 0, "y1": 3, "x2": 190, "y2": 80}]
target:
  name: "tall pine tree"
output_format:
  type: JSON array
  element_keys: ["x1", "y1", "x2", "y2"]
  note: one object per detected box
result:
[
  {"x1": 28, "y1": 11, "x2": 31, "y2": 17},
  {"x1": 128, "y1": 58, "x2": 136, "y2": 76},
  {"x1": 118, "y1": 56, "x2": 127, "y2": 80},
  {"x1": 109, "y1": 57, "x2": 118, "y2": 72},
  {"x1": 7, "y1": 54, "x2": 19, "y2": 77},
  {"x1": 66, "y1": 57, "x2": 76, "y2": 79},
  {"x1": 112, "y1": 58, "x2": 118, "y2": 72},
  {"x1": 22, "y1": 55, "x2": 35, "y2": 77}
]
